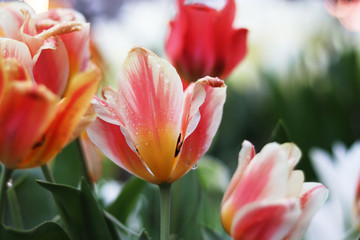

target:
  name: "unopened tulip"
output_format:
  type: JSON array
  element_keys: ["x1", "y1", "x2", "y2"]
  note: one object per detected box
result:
[
  {"x1": 221, "y1": 141, "x2": 328, "y2": 240},
  {"x1": 166, "y1": 0, "x2": 248, "y2": 83},
  {"x1": 87, "y1": 47, "x2": 226, "y2": 184}
]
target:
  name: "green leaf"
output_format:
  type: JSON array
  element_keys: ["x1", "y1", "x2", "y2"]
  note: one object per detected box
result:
[
  {"x1": 0, "y1": 221, "x2": 70, "y2": 240},
  {"x1": 80, "y1": 179, "x2": 114, "y2": 240},
  {"x1": 268, "y1": 119, "x2": 290, "y2": 143},
  {"x1": 37, "y1": 180, "x2": 113, "y2": 240},
  {"x1": 104, "y1": 211, "x2": 150, "y2": 240},
  {"x1": 201, "y1": 226, "x2": 227, "y2": 240},
  {"x1": 107, "y1": 177, "x2": 147, "y2": 223}
]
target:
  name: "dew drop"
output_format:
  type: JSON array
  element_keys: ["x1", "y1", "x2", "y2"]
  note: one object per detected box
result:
[
  {"x1": 7, "y1": 179, "x2": 13, "y2": 188},
  {"x1": 192, "y1": 163, "x2": 198, "y2": 170},
  {"x1": 2, "y1": 48, "x2": 8, "y2": 56}
]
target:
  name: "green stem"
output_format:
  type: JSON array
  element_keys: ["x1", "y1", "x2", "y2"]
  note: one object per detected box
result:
[
  {"x1": 41, "y1": 164, "x2": 55, "y2": 182},
  {"x1": 159, "y1": 183, "x2": 171, "y2": 240},
  {"x1": 75, "y1": 138, "x2": 94, "y2": 190},
  {"x1": 0, "y1": 167, "x2": 13, "y2": 224},
  {"x1": 7, "y1": 187, "x2": 23, "y2": 228}
]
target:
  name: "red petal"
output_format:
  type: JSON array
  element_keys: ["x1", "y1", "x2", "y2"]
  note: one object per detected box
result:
[
  {"x1": 0, "y1": 81, "x2": 58, "y2": 168},
  {"x1": 33, "y1": 36, "x2": 69, "y2": 96},
  {"x1": 169, "y1": 77, "x2": 226, "y2": 182}
]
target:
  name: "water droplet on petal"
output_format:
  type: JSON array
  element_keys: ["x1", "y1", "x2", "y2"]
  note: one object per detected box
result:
[{"x1": 192, "y1": 163, "x2": 198, "y2": 170}]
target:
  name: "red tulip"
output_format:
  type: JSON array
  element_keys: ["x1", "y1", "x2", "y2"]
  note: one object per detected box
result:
[
  {"x1": 221, "y1": 141, "x2": 328, "y2": 240},
  {"x1": 0, "y1": 2, "x2": 100, "y2": 169},
  {"x1": 166, "y1": 0, "x2": 248, "y2": 83},
  {"x1": 87, "y1": 47, "x2": 226, "y2": 184}
]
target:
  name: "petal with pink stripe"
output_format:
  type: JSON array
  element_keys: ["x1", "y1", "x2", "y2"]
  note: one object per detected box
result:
[
  {"x1": 115, "y1": 47, "x2": 184, "y2": 181},
  {"x1": 231, "y1": 199, "x2": 301, "y2": 240},
  {"x1": 285, "y1": 182, "x2": 329, "y2": 240}
]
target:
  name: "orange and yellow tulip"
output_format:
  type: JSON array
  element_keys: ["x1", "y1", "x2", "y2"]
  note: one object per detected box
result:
[{"x1": 0, "y1": 2, "x2": 100, "y2": 169}]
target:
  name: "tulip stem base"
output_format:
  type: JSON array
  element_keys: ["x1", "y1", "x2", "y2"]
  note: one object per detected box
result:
[
  {"x1": 159, "y1": 183, "x2": 171, "y2": 240},
  {"x1": 0, "y1": 167, "x2": 13, "y2": 224},
  {"x1": 7, "y1": 186, "x2": 23, "y2": 228},
  {"x1": 41, "y1": 164, "x2": 55, "y2": 182}
]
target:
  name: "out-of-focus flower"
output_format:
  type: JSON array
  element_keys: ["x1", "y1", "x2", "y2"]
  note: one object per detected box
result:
[
  {"x1": 0, "y1": 2, "x2": 100, "y2": 169},
  {"x1": 324, "y1": 0, "x2": 360, "y2": 32},
  {"x1": 49, "y1": 0, "x2": 74, "y2": 9},
  {"x1": 306, "y1": 141, "x2": 360, "y2": 240},
  {"x1": 79, "y1": 131, "x2": 104, "y2": 182},
  {"x1": 165, "y1": 0, "x2": 248, "y2": 83},
  {"x1": 221, "y1": 140, "x2": 328, "y2": 240},
  {"x1": 87, "y1": 47, "x2": 226, "y2": 184}
]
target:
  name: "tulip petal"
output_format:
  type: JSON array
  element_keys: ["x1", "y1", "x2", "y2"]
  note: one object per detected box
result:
[
  {"x1": 115, "y1": 47, "x2": 184, "y2": 181},
  {"x1": 169, "y1": 76, "x2": 226, "y2": 182},
  {"x1": 0, "y1": 2, "x2": 32, "y2": 40},
  {"x1": 167, "y1": 2, "x2": 217, "y2": 82},
  {"x1": 32, "y1": 36, "x2": 70, "y2": 96},
  {"x1": 79, "y1": 131, "x2": 103, "y2": 182},
  {"x1": 220, "y1": 28, "x2": 248, "y2": 79},
  {"x1": 0, "y1": 38, "x2": 33, "y2": 79},
  {"x1": 281, "y1": 142, "x2": 302, "y2": 171},
  {"x1": 0, "y1": 81, "x2": 58, "y2": 168},
  {"x1": 20, "y1": 64, "x2": 100, "y2": 168},
  {"x1": 286, "y1": 170, "x2": 305, "y2": 198},
  {"x1": 228, "y1": 143, "x2": 289, "y2": 210},
  {"x1": 67, "y1": 105, "x2": 97, "y2": 144},
  {"x1": 87, "y1": 118, "x2": 159, "y2": 184},
  {"x1": 20, "y1": 10, "x2": 44, "y2": 57},
  {"x1": 59, "y1": 23, "x2": 90, "y2": 77},
  {"x1": 214, "y1": 0, "x2": 248, "y2": 78},
  {"x1": 93, "y1": 87, "x2": 124, "y2": 126},
  {"x1": 285, "y1": 183, "x2": 329, "y2": 240},
  {"x1": 222, "y1": 140, "x2": 255, "y2": 204},
  {"x1": 230, "y1": 199, "x2": 301, "y2": 240}
]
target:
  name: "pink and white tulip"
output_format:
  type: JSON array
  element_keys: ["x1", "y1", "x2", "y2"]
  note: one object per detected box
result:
[
  {"x1": 87, "y1": 47, "x2": 226, "y2": 184},
  {"x1": 221, "y1": 141, "x2": 328, "y2": 240}
]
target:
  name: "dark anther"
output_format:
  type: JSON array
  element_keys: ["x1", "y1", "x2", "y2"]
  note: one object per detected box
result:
[
  {"x1": 174, "y1": 133, "x2": 183, "y2": 157},
  {"x1": 32, "y1": 135, "x2": 45, "y2": 149}
]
